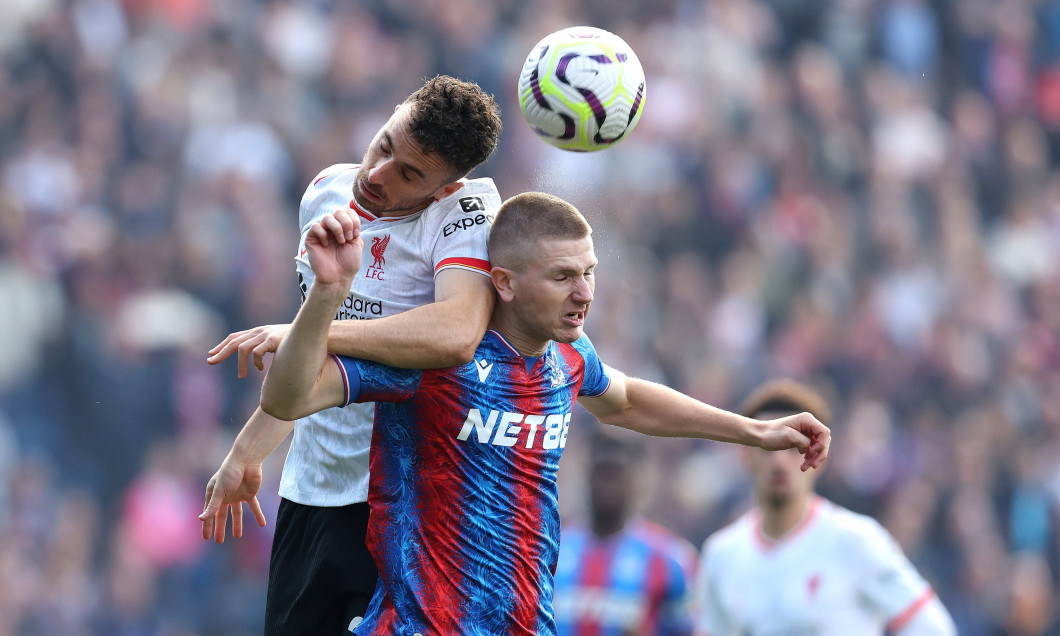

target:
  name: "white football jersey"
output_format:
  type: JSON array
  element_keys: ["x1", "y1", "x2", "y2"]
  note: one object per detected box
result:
[
  {"x1": 279, "y1": 163, "x2": 499, "y2": 506},
  {"x1": 693, "y1": 497, "x2": 938, "y2": 636}
]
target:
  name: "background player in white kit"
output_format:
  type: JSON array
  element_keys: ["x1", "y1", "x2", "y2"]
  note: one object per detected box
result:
[
  {"x1": 196, "y1": 76, "x2": 503, "y2": 635},
  {"x1": 692, "y1": 380, "x2": 957, "y2": 636}
]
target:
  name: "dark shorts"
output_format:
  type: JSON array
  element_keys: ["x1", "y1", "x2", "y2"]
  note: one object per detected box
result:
[{"x1": 265, "y1": 499, "x2": 377, "y2": 636}]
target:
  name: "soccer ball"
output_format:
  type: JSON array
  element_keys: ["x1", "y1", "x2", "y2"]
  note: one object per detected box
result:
[{"x1": 517, "y1": 26, "x2": 646, "y2": 152}]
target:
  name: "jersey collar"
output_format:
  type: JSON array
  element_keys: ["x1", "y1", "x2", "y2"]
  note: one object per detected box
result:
[{"x1": 752, "y1": 496, "x2": 823, "y2": 552}]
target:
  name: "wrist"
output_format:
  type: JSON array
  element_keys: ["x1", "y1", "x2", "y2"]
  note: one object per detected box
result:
[
  {"x1": 228, "y1": 444, "x2": 265, "y2": 467},
  {"x1": 311, "y1": 280, "x2": 351, "y2": 298},
  {"x1": 745, "y1": 418, "x2": 767, "y2": 448}
]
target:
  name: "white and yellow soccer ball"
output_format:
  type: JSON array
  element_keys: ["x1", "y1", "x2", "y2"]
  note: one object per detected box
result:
[{"x1": 517, "y1": 26, "x2": 646, "y2": 152}]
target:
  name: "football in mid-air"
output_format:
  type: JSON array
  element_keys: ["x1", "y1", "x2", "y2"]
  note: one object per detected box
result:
[{"x1": 517, "y1": 26, "x2": 646, "y2": 152}]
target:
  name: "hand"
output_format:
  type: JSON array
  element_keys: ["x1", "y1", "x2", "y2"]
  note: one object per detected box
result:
[
  {"x1": 758, "y1": 413, "x2": 831, "y2": 471},
  {"x1": 207, "y1": 324, "x2": 291, "y2": 378},
  {"x1": 306, "y1": 210, "x2": 363, "y2": 288},
  {"x1": 199, "y1": 457, "x2": 267, "y2": 544}
]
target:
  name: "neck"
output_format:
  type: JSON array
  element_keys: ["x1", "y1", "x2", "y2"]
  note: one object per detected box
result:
[
  {"x1": 759, "y1": 494, "x2": 812, "y2": 540},
  {"x1": 351, "y1": 193, "x2": 432, "y2": 219},
  {"x1": 488, "y1": 312, "x2": 549, "y2": 357}
]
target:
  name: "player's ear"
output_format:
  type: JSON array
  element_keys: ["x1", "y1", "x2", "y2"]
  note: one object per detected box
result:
[
  {"x1": 491, "y1": 266, "x2": 516, "y2": 302},
  {"x1": 432, "y1": 180, "x2": 464, "y2": 200}
]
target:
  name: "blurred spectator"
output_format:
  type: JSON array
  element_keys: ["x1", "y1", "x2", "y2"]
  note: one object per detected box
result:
[{"x1": 554, "y1": 426, "x2": 697, "y2": 636}]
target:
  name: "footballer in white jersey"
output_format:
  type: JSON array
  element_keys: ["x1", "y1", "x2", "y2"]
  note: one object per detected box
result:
[
  {"x1": 280, "y1": 163, "x2": 500, "y2": 507},
  {"x1": 692, "y1": 380, "x2": 955, "y2": 636},
  {"x1": 694, "y1": 497, "x2": 947, "y2": 636}
]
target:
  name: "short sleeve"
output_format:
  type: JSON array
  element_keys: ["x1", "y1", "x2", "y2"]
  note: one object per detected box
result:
[
  {"x1": 570, "y1": 334, "x2": 611, "y2": 397},
  {"x1": 847, "y1": 516, "x2": 934, "y2": 624},
  {"x1": 657, "y1": 554, "x2": 696, "y2": 636},
  {"x1": 429, "y1": 180, "x2": 500, "y2": 278},
  {"x1": 331, "y1": 355, "x2": 422, "y2": 405},
  {"x1": 692, "y1": 540, "x2": 735, "y2": 636}
]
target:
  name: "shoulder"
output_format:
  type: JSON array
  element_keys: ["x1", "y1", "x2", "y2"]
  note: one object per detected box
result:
[
  {"x1": 631, "y1": 519, "x2": 698, "y2": 570},
  {"x1": 565, "y1": 334, "x2": 601, "y2": 361},
  {"x1": 428, "y1": 177, "x2": 502, "y2": 219},
  {"x1": 701, "y1": 510, "x2": 755, "y2": 561},
  {"x1": 300, "y1": 164, "x2": 358, "y2": 226},
  {"x1": 304, "y1": 163, "x2": 358, "y2": 196},
  {"x1": 820, "y1": 499, "x2": 901, "y2": 556}
]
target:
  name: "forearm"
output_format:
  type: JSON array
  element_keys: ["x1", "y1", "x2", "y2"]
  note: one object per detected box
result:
[
  {"x1": 261, "y1": 282, "x2": 346, "y2": 417},
  {"x1": 602, "y1": 378, "x2": 764, "y2": 446},
  {"x1": 228, "y1": 407, "x2": 295, "y2": 465},
  {"x1": 326, "y1": 284, "x2": 493, "y2": 368}
]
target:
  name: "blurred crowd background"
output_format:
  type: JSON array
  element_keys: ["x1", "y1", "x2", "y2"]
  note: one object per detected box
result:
[{"x1": 1, "y1": 0, "x2": 1059, "y2": 634}]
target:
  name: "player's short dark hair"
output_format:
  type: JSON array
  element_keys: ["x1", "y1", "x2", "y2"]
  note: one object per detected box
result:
[
  {"x1": 488, "y1": 192, "x2": 592, "y2": 270},
  {"x1": 739, "y1": 380, "x2": 832, "y2": 427},
  {"x1": 402, "y1": 75, "x2": 502, "y2": 177}
]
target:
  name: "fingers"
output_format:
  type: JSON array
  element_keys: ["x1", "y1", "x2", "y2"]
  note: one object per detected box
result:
[
  {"x1": 237, "y1": 345, "x2": 249, "y2": 379},
  {"x1": 214, "y1": 504, "x2": 231, "y2": 544},
  {"x1": 320, "y1": 214, "x2": 352, "y2": 245},
  {"x1": 253, "y1": 343, "x2": 268, "y2": 372},
  {"x1": 336, "y1": 208, "x2": 360, "y2": 241},
  {"x1": 206, "y1": 331, "x2": 272, "y2": 378},
  {"x1": 249, "y1": 497, "x2": 267, "y2": 528},
  {"x1": 800, "y1": 432, "x2": 831, "y2": 471},
  {"x1": 208, "y1": 332, "x2": 237, "y2": 358},
  {"x1": 312, "y1": 211, "x2": 360, "y2": 246},
  {"x1": 308, "y1": 220, "x2": 331, "y2": 247},
  {"x1": 199, "y1": 481, "x2": 218, "y2": 539},
  {"x1": 232, "y1": 504, "x2": 244, "y2": 539},
  {"x1": 207, "y1": 331, "x2": 247, "y2": 364}
]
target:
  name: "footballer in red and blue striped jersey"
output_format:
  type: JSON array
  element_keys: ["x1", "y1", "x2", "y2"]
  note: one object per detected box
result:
[
  {"x1": 330, "y1": 329, "x2": 612, "y2": 636},
  {"x1": 553, "y1": 519, "x2": 698, "y2": 636}
]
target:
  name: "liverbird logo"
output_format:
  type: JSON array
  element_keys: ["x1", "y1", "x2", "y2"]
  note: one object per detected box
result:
[{"x1": 366, "y1": 234, "x2": 390, "y2": 280}]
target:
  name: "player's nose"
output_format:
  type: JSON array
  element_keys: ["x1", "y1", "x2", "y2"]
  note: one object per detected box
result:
[
  {"x1": 571, "y1": 278, "x2": 594, "y2": 304},
  {"x1": 367, "y1": 161, "x2": 390, "y2": 184}
]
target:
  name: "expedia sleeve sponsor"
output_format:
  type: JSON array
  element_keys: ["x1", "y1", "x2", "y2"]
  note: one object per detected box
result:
[{"x1": 442, "y1": 212, "x2": 493, "y2": 237}]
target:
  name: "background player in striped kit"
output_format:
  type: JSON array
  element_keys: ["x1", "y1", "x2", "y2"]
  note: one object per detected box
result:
[
  {"x1": 692, "y1": 380, "x2": 957, "y2": 636},
  {"x1": 553, "y1": 427, "x2": 698, "y2": 636},
  {"x1": 259, "y1": 192, "x2": 831, "y2": 635},
  {"x1": 197, "y1": 75, "x2": 502, "y2": 635}
]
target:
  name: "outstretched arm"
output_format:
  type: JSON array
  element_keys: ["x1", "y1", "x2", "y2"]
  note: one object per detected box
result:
[
  {"x1": 578, "y1": 368, "x2": 830, "y2": 471},
  {"x1": 260, "y1": 211, "x2": 363, "y2": 421}
]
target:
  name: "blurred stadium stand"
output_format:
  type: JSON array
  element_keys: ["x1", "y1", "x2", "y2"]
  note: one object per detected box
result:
[{"x1": 0, "y1": 0, "x2": 1058, "y2": 633}]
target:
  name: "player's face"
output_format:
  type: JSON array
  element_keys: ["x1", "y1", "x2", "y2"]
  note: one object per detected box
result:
[
  {"x1": 745, "y1": 411, "x2": 818, "y2": 509},
  {"x1": 589, "y1": 458, "x2": 633, "y2": 524},
  {"x1": 509, "y1": 236, "x2": 597, "y2": 346},
  {"x1": 353, "y1": 104, "x2": 460, "y2": 216}
]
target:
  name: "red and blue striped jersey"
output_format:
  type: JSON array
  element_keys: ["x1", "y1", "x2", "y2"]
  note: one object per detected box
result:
[
  {"x1": 332, "y1": 330, "x2": 612, "y2": 635},
  {"x1": 554, "y1": 519, "x2": 698, "y2": 636}
]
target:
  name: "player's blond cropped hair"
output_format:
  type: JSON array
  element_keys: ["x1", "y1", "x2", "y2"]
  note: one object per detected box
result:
[
  {"x1": 488, "y1": 192, "x2": 592, "y2": 270},
  {"x1": 739, "y1": 380, "x2": 832, "y2": 427}
]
